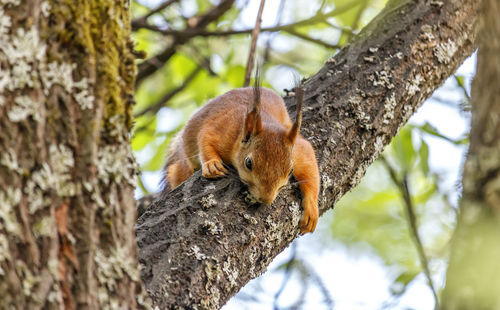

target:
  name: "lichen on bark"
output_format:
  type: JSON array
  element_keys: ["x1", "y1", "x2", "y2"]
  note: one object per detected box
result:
[{"x1": 0, "y1": 0, "x2": 148, "y2": 308}]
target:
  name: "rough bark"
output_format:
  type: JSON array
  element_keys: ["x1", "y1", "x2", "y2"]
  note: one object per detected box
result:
[
  {"x1": 136, "y1": 0, "x2": 479, "y2": 308},
  {"x1": 0, "y1": 0, "x2": 148, "y2": 308},
  {"x1": 441, "y1": 0, "x2": 500, "y2": 309}
]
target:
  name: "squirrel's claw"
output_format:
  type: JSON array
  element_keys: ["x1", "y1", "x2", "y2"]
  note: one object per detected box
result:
[
  {"x1": 299, "y1": 200, "x2": 318, "y2": 234},
  {"x1": 202, "y1": 159, "x2": 228, "y2": 178}
]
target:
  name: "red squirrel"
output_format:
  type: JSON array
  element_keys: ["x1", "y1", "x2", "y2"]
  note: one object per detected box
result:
[{"x1": 164, "y1": 84, "x2": 319, "y2": 233}]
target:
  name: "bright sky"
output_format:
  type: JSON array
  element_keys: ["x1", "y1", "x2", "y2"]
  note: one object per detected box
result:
[{"x1": 134, "y1": 0, "x2": 476, "y2": 308}]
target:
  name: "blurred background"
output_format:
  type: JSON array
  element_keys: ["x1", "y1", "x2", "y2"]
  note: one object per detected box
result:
[{"x1": 130, "y1": 0, "x2": 474, "y2": 308}]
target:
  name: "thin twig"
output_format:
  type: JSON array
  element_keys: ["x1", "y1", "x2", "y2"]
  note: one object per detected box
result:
[
  {"x1": 302, "y1": 263, "x2": 334, "y2": 309},
  {"x1": 244, "y1": 0, "x2": 266, "y2": 87},
  {"x1": 288, "y1": 259, "x2": 334, "y2": 310},
  {"x1": 136, "y1": 19, "x2": 353, "y2": 38},
  {"x1": 380, "y1": 156, "x2": 440, "y2": 310},
  {"x1": 136, "y1": 0, "x2": 234, "y2": 85},
  {"x1": 178, "y1": 45, "x2": 219, "y2": 76},
  {"x1": 131, "y1": 0, "x2": 179, "y2": 29},
  {"x1": 234, "y1": 291, "x2": 263, "y2": 303},
  {"x1": 273, "y1": 243, "x2": 296, "y2": 310},
  {"x1": 140, "y1": 5, "x2": 355, "y2": 38},
  {"x1": 134, "y1": 66, "x2": 202, "y2": 118},
  {"x1": 284, "y1": 29, "x2": 341, "y2": 49},
  {"x1": 135, "y1": 0, "x2": 357, "y2": 85},
  {"x1": 454, "y1": 75, "x2": 471, "y2": 101}
]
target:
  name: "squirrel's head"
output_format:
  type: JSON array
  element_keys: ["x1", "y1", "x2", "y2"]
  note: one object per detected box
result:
[{"x1": 234, "y1": 86, "x2": 303, "y2": 205}]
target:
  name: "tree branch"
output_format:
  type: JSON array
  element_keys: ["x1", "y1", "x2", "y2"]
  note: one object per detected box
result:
[
  {"x1": 134, "y1": 66, "x2": 202, "y2": 117},
  {"x1": 136, "y1": 0, "x2": 235, "y2": 85},
  {"x1": 134, "y1": 20, "x2": 353, "y2": 38},
  {"x1": 136, "y1": 0, "x2": 479, "y2": 308},
  {"x1": 381, "y1": 156, "x2": 439, "y2": 309},
  {"x1": 135, "y1": 3, "x2": 356, "y2": 38},
  {"x1": 243, "y1": 0, "x2": 266, "y2": 87},
  {"x1": 272, "y1": 243, "x2": 296, "y2": 310},
  {"x1": 131, "y1": 0, "x2": 180, "y2": 30},
  {"x1": 134, "y1": 1, "x2": 356, "y2": 85},
  {"x1": 283, "y1": 29, "x2": 341, "y2": 49}
]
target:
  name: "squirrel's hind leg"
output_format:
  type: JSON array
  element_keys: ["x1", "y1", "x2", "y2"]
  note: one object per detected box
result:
[{"x1": 166, "y1": 157, "x2": 194, "y2": 188}]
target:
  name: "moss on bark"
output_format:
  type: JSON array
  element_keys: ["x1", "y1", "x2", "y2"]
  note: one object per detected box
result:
[{"x1": 0, "y1": 0, "x2": 148, "y2": 308}]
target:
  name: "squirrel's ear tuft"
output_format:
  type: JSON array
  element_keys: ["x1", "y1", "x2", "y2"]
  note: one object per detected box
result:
[
  {"x1": 244, "y1": 105, "x2": 262, "y2": 142},
  {"x1": 287, "y1": 86, "x2": 303, "y2": 143},
  {"x1": 243, "y1": 67, "x2": 263, "y2": 142}
]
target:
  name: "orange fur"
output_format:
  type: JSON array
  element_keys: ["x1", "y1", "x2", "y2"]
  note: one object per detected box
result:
[{"x1": 164, "y1": 87, "x2": 319, "y2": 233}]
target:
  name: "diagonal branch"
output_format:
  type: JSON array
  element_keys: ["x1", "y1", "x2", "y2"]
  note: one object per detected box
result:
[
  {"x1": 134, "y1": 66, "x2": 202, "y2": 118},
  {"x1": 381, "y1": 156, "x2": 440, "y2": 309},
  {"x1": 136, "y1": 0, "x2": 479, "y2": 308},
  {"x1": 131, "y1": 0, "x2": 180, "y2": 30},
  {"x1": 136, "y1": 0, "x2": 235, "y2": 85},
  {"x1": 283, "y1": 29, "x2": 341, "y2": 49},
  {"x1": 134, "y1": 19, "x2": 353, "y2": 38},
  {"x1": 135, "y1": 1, "x2": 356, "y2": 85},
  {"x1": 135, "y1": 2, "x2": 359, "y2": 38},
  {"x1": 243, "y1": 0, "x2": 266, "y2": 87}
]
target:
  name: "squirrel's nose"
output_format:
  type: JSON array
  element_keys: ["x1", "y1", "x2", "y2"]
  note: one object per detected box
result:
[{"x1": 260, "y1": 194, "x2": 275, "y2": 205}]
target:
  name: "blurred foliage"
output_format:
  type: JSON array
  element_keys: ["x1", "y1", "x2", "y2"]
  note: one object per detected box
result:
[
  {"x1": 332, "y1": 125, "x2": 459, "y2": 299},
  {"x1": 131, "y1": 0, "x2": 387, "y2": 194},
  {"x1": 130, "y1": 0, "x2": 471, "y2": 309}
]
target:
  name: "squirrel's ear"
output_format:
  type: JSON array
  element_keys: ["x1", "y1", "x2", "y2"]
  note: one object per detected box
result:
[
  {"x1": 243, "y1": 106, "x2": 262, "y2": 142},
  {"x1": 243, "y1": 82, "x2": 263, "y2": 142},
  {"x1": 287, "y1": 86, "x2": 303, "y2": 143}
]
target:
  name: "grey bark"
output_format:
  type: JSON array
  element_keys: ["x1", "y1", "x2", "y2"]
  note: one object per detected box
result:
[
  {"x1": 136, "y1": 0, "x2": 479, "y2": 308},
  {"x1": 441, "y1": 0, "x2": 500, "y2": 308},
  {"x1": 0, "y1": 0, "x2": 148, "y2": 308}
]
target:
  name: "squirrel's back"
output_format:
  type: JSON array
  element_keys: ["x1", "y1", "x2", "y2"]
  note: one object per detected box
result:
[{"x1": 174, "y1": 87, "x2": 292, "y2": 170}]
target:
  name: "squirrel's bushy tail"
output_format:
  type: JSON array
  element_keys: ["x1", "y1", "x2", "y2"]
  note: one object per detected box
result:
[{"x1": 160, "y1": 131, "x2": 183, "y2": 192}]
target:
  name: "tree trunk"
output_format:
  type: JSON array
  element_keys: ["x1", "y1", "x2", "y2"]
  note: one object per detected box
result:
[
  {"x1": 441, "y1": 0, "x2": 500, "y2": 309},
  {"x1": 136, "y1": 0, "x2": 479, "y2": 308},
  {"x1": 0, "y1": 0, "x2": 147, "y2": 308}
]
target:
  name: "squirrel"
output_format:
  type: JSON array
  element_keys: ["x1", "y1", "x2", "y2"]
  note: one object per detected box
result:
[{"x1": 164, "y1": 83, "x2": 319, "y2": 233}]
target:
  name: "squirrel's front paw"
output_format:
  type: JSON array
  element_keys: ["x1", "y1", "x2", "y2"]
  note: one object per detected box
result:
[
  {"x1": 299, "y1": 199, "x2": 318, "y2": 234},
  {"x1": 202, "y1": 159, "x2": 228, "y2": 178}
]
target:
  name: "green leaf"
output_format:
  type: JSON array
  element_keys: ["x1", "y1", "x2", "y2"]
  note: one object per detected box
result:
[
  {"x1": 136, "y1": 175, "x2": 150, "y2": 196},
  {"x1": 455, "y1": 75, "x2": 465, "y2": 88},
  {"x1": 132, "y1": 131, "x2": 157, "y2": 151},
  {"x1": 390, "y1": 271, "x2": 419, "y2": 296},
  {"x1": 334, "y1": 0, "x2": 367, "y2": 28},
  {"x1": 130, "y1": 1, "x2": 150, "y2": 19},
  {"x1": 417, "y1": 122, "x2": 468, "y2": 145},
  {"x1": 419, "y1": 139, "x2": 430, "y2": 176},
  {"x1": 225, "y1": 65, "x2": 246, "y2": 88},
  {"x1": 413, "y1": 180, "x2": 437, "y2": 204},
  {"x1": 392, "y1": 126, "x2": 415, "y2": 173},
  {"x1": 170, "y1": 54, "x2": 197, "y2": 80},
  {"x1": 132, "y1": 115, "x2": 158, "y2": 151}
]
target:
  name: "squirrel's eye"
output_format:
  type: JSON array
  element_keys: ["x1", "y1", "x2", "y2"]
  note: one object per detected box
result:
[{"x1": 245, "y1": 157, "x2": 252, "y2": 170}]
